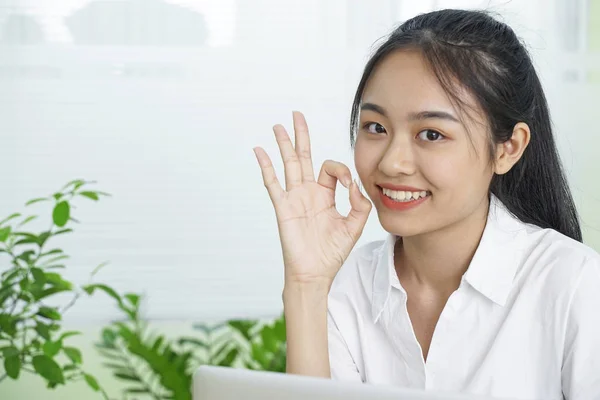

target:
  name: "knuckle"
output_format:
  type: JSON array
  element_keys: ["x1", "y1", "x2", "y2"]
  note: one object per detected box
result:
[
  {"x1": 297, "y1": 148, "x2": 311, "y2": 159},
  {"x1": 283, "y1": 154, "x2": 300, "y2": 164}
]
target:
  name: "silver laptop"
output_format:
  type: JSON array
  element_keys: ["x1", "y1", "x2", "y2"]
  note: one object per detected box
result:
[{"x1": 193, "y1": 365, "x2": 509, "y2": 400}]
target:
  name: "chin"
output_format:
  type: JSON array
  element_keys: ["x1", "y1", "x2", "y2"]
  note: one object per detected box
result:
[{"x1": 376, "y1": 210, "x2": 432, "y2": 238}]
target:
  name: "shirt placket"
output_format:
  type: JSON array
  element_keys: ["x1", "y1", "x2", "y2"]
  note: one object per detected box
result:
[
  {"x1": 385, "y1": 287, "x2": 427, "y2": 388},
  {"x1": 424, "y1": 288, "x2": 463, "y2": 390}
]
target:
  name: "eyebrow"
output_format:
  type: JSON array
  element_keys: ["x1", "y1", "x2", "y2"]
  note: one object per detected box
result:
[{"x1": 360, "y1": 102, "x2": 460, "y2": 123}]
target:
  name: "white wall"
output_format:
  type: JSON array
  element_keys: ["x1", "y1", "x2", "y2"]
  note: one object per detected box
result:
[{"x1": 0, "y1": 0, "x2": 598, "y2": 327}]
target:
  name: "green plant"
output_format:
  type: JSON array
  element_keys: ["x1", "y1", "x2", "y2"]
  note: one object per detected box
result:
[
  {"x1": 97, "y1": 293, "x2": 194, "y2": 400},
  {"x1": 227, "y1": 315, "x2": 286, "y2": 372},
  {"x1": 0, "y1": 180, "x2": 114, "y2": 398},
  {"x1": 97, "y1": 293, "x2": 287, "y2": 400}
]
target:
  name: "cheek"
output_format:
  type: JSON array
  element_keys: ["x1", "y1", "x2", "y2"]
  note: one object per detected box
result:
[
  {"x1": 353, "y1": 138, "x2": 376, "y2": 179},
  {"x1": 420, "y1": 149, "x2": 489, "y2": 190}
]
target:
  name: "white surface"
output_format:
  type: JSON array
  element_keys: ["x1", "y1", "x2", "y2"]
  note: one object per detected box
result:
[
  {"x1": 193, "y1": 365, "x2": 509, "y2": 400},
  {"x1": 0, "y1": 0, "x2": 598, "y2": 323}
]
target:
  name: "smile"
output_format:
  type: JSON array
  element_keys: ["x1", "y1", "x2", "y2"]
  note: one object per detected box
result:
[{"x1": 378, "y1": 187, "x2": 431, "y2": 211}]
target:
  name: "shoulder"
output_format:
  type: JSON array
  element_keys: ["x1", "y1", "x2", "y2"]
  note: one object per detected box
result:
[
  {"x1": 521, "y1": 225, "x2": 599, "y2": 271},
  {"x1": 518, "y1": 224, "x2": 600, "y2": 298}
]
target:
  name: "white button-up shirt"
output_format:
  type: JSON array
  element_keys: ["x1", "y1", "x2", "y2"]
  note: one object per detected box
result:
[{"x1": 327, "y1": 195, "x2": 600, "y2": 400}]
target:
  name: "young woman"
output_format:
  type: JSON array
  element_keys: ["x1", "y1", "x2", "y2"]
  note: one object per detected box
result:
[{"x1": 252, "y1": 9, "x2": 600, "y2": 400}]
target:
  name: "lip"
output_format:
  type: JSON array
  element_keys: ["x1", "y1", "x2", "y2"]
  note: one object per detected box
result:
[
  {"x1": 377, "y1": 186, "x2": 430, "y2": 211},
  {"x1": 378, "y1": 183, "x2": 427, "y2": 192}
]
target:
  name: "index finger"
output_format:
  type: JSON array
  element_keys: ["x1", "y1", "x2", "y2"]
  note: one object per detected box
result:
[{"x1": 253, "y1": 147, "x2": 285, "y2": 204}]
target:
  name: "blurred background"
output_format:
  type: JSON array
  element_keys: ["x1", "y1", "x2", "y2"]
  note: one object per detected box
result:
[{"x1": 0, "y1": 0, "x2": 598, "y2": 398}]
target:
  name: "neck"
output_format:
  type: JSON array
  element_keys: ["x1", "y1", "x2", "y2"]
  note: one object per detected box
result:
[{"x1": 395, "y1": 196, "x2": 490, "y2": 295}]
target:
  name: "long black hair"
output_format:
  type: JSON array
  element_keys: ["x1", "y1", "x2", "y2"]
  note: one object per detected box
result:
[{"x1": 350, "y1": 9, "x2": 582, "y2": 242}]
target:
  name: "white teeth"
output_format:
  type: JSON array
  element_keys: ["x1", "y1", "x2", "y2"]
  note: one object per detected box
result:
[{"x1": 382, "y1": 188, "x2": 430, "y2": 202}]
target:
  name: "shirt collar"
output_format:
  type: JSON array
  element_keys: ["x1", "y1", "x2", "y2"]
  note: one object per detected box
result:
[{"x1": 371, "y1": 194, "x2": 527, "y2": 323}]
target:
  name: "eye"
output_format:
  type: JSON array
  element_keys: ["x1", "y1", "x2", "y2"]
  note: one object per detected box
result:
[
  {"x1": 363, "y1": 122, "x2": 387, "y2": 135},
  {"x1": 417, "y1": 129, "x2": 444, "y2": 142}
]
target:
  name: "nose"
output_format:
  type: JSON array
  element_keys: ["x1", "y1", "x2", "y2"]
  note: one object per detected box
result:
[{"x1": 377, "y1": 137, "x2": 416, "y2": 177}]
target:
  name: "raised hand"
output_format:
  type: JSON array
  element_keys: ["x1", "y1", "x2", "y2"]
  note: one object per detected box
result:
[{"x1": 253, "y1": 111, "x2": 372, "y2": 288}]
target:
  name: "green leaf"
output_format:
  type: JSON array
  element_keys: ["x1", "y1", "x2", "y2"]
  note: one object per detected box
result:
[
  {"x1": 1, "y1": 345, "x2": 19, "y2": 357},
  {"x1": 251, "y1": 342, "x2": 268, "y2": 366},
  {"x1": 0, "y1": 213, "x2": 21, "y2": 226},
  {"x1": 41, "y1": 255, "x2": 70, "y2": 266},
  {"x1": 124, "y1": 293, "x2": 140, "y2": 307},
  {"x1": 26, "y1": 198, "x2": 48, "y2": 206},
  {"x1": 63, "y1": 347, "x2": 83, "y2": 364},
  {"x1": 0, "y1": 286, "x2": 14, "y2": 306},
  {"x1": 82, "y1": 284, "x2": 122, "y2": 305},
  {"x1": 35, "y1": 322, "x2": 52, "y2": 340},
  {"x1": 18, "y1": 215, "x2": 38, "y2": 227},
  {"x1": 4, "y1": 355, "x2": 21, "y2": 379},
  {"x1": 53, "y1": 193, "x2": 63, "y2": 201},
  {"x1": 38, "y1": 231, "x2": 51, "y2": 247},
  {"x1": 151, "y1": 336, "x2": 164, "y2": 352},
  {"x1": 0, "y1": 227, "x2": 11, "y2": 242},
  {"x1": 52, "y1": 202, "x2": 70, "y2": 228},
  {"x1": 101, "y1": 328, "x2": 117, "y2": 345},
  {"x1": 44, "y1": 272, "x2": 70, "y2": 285},
  {"x1": 84, "y1": 373, "x2": 100, "y2": 391},
  {"x1": 41, "y1": 249, "x2": 63, "y2": 257},
  {"x1": 260, "y1": 326, "x2": 277, "y2": 353},
  {"x1": 14, "y1": 233, "x2": 39, "y2": 246},
  {"x1": 36, "y1": 287, "x2": 71, "y2": 300},
  {"x1": 193, "y1": 322, "x2": 226, "y2": 335},
  {"x1": 63, "y1": 364, "x2": 78, "y2": 372},
  {"x1": 90, "y1": 261, "x2": 110, "y2": 277},
  {"x1": 101, "y1": 362, "x2": 128, "y2": 370},
  {"x1": 32, "y1": 355, "x2": 65, "y2": 384},
  {"x1": 37, "y1": 306, "x2": 62, "y2": 321},
  {"x1": 0, "y1": 314, "x2": 17, "y2": 337},
  {"x1": 273, "y1": 314, "x2": 286, "y2": 339},
  {"x1": 114, "y1": 372, "x2": 141, "y2": 382},
  {"x1": 125, "y1": 387, "x2": 150, "y2": 394},
  {"x1": 16, "y1": 250, "x2": 36, "y2": 263},
  {"x1": 177, "y1": 337, "x2": 207, "y2": 349},
  {"x1": 31, "y1": 267, "x2": 46, "y2": 285},
  {"x1": 42, "y1": 273, "x2": 73, "y2": 292},
  {"x1": 217, "y1": 348, "x2": 238, "y2": 367},
  {"x1": 43, "y1": 340, "x2": 63, "y2": 358},
  {"x1": 62, "y1": 179, "x2": 86, "y2": 191},
  {"x1": 59, "y1": 331, "x2": 82, "y2": 341},
  {"x1": 211, "y1": 341, "x2": 231, "y2": 361},
  {"x1": 228, "y1": 320, "x2": 257, "y2": 341},
  {"x1": 53, "y1": 228, "x2": 72, "y2": 236},
  {"x1": 18, "y1": 277, "x2": 31, "y2": 291},
  {"x1": 3, "y1": 268, "x2": 22, "y2": 283},
  {"x1": 79, "y1": 191, "x2": 99, "y2": 201}
]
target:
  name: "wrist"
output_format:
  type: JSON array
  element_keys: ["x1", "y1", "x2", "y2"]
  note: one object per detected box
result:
[{"x1": 282, "y1": 280, "x2": 331, "y2": 306}]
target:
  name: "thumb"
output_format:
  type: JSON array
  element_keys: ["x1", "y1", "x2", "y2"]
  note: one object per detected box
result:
[{"x1": 345, "y1": 180, "x2": 372, "y2": 240}]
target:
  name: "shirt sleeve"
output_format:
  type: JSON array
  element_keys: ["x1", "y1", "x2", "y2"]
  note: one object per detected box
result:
[
  {"x1": 327, "y1": 310, "x2": 363, "y2": 382},
  {"x1": 561, "y1": 255, "x2": 600, "y2": 400}
]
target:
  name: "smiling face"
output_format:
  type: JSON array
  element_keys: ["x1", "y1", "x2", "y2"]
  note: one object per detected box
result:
[{"x1": 354, "y1": 49, "x2": 496, "y2": 238}]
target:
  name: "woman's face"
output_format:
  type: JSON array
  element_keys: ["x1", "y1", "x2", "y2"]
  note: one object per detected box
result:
[{"x1": 354, "y1": 49, "x2": 495, "y2": 238}]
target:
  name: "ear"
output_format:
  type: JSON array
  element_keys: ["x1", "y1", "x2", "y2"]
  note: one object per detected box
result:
[{"x1": 494, "y1": 122, "x2": 531, "y2": 175}]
